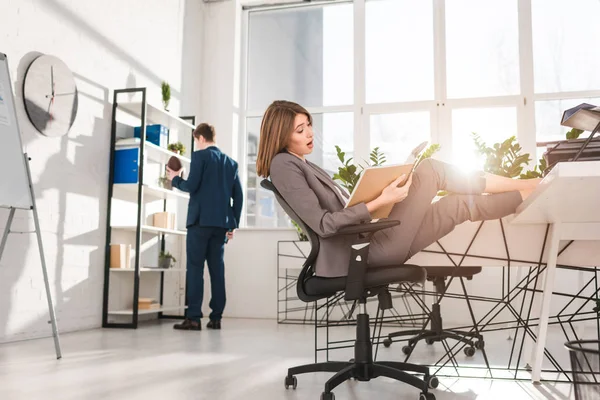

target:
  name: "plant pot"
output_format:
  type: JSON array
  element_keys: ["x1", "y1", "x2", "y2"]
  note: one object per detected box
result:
[
  {"x1": 159, "y1": 179, "x2": 172, "y2": 190},
  {"x1": 159, "y1": 258, "x2": 172, "y2": 269}
]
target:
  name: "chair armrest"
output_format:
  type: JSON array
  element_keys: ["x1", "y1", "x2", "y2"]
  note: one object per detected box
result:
[
  {"x1": 342, "y1": 220, "x2": 400, "y2": 301},
  {"x1": 335, "y1": 220, "x2": 400, "y2": 236}
]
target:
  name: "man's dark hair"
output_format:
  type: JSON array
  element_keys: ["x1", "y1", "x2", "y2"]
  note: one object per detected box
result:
[{"x1": 193, "y1": 123, "x2": 215, "y2": 142}]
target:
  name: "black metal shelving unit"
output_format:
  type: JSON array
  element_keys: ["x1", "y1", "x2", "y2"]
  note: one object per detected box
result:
[{"x1": 102, "y1": 87, "x2": 195, "y2": 329}]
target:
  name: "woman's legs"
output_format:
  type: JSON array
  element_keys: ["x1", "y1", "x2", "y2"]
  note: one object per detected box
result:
[
  {"x1": 406, "y1": 191, "x2": 522, "y2": 261},
  {"x1": 368, "y1": 158, "x2": 529, "y2": 267},
  {"x1": 483, "y1": 173, "x2": 541, "y2": 198}
]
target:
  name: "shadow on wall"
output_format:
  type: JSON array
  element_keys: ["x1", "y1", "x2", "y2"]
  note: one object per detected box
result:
[
  {"x1": 41, "y1": 0, "x2": 180, "y2": 98},
  {"x1": 0, "y1": 0, "x2": 196, "y2": 344},
  {"x1": 0, "y1": 51, "x2": 112, "y2": 344}
]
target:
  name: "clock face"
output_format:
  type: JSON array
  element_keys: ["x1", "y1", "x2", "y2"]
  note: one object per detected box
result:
[{"x1": 23, "y1": 55, "x2": 78, "y2": 137}]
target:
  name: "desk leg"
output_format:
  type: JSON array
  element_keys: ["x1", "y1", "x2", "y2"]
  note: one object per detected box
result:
[{"x1": 531, "y1": 223, "x2": 560, "y2": 383}]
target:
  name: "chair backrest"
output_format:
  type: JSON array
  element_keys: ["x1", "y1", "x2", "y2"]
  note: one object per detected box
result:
[{"x1": 260, "y1": 179, "x2": 324, "y2": 302}]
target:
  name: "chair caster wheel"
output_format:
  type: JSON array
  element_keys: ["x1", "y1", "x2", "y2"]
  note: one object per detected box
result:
[
  {"x1": 419, "y1": 392, "x2": 436, "y2": 400},
  {"x1": 321, "y1": 392, "x2": 335, "y2": 400},
  {"x1": 427, "y1": 376, "x2": 439, "y2": 389},
  {"x1": 425, "y1": 338, "x2": 435, "y2": 345},
  {"x1": 383, "y1": 338, "x2": 392, "y2": 348},
  {"x1": 402, "y1": 345, "x2": 413, "y2": 355},
  {"x1": 475, "y1": 340, "x2": 485, "y2": 350},
  {"x1": 284, "y1": 375, "x2": 297, "y2": 390},
  {"x1": 464, "y1": 346, "x2": 476, "y2": 357}
]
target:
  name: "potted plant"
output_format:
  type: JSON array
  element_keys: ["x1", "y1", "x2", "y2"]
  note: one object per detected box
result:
[
  {"x1": 159, "y1": 251, "x2": 176, "y2": 269},
  {"x1": 168, "y1": 142, "x2": 186, "y2": 155},
  {"x1": 161, "y1": 81, "x2": 171, "y2": 112},
  {"x1": 471, "y1": 132, "x2": 543, "y2": 179},
  {"x1": 158, "y1": 174, "x2": 172, "y2": 190}
]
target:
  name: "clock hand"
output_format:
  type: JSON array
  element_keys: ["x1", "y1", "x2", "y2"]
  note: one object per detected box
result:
[
  {"x1": 51, "y1": 66, "x2": 55, "y2": 97},
  {"x1": 52, "y1": 92, "x2": 76, "y2": 97},
  {"x1": 47, "y1": 97, "x2": 54, "y2": 122}
]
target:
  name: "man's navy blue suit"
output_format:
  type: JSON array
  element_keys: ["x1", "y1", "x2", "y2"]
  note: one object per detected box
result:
[{"x1": 172, "y1": 146, "x2": 243, "y2": 322}]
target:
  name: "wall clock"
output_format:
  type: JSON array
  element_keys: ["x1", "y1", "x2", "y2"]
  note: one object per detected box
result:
[{"x1": 23, "y1": 55, "x2": 78, "y2": 137}]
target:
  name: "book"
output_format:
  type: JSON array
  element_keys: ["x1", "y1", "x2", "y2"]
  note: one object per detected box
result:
[
  {"x1": 561, "y1": 103, "x2": 600, "y2": 132},
  {"x1": 345, "y1": 163, "x2": 414, "y2": 219}
]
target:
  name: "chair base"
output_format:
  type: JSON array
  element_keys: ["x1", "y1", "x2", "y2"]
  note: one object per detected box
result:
[
  {"x1": 383, "y1": 303, "x2": 484, "y2": 358},
  {"x1": 284, "y1": 313, "x2": 437, "y2": 400}
]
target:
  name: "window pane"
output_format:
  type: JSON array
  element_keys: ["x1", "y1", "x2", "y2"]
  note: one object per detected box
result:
[
  {"x1": 247, "y1": 4, "x2": 353, "y2": 111},
  {"x1": 245, "y1": 113, "x2": 353, "y2": 227},
  {"x1": 446, "y1": 0, "x2": 520, "y2": 98},
  {"x1": 532, "y1": 0, "x2": 600, "y2": 93},
  {"x1": 452, "y1": 107, "x2": 518, "y2": 171},
  {"x1": 246, "y1": 117, "x2": 292, "y2": 228},
  {"x1": 306, "y1": 112, "x2": 354, "y2": 176},
  {"x1": 370, "y1": 112, "x2": 431, "y2": 165},
  {"x1": 365, "y1": 0, "x2": 434, "y2": 103},
  {"x1": 535, "y1": 98, "x2": 600, "y2": 143}
]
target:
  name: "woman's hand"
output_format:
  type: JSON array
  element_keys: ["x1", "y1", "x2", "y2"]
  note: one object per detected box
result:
[
  {"x1": 366, "y1": 174, "x2": 413, "y2": 214},
  {"x1": 380, "y1": 174, "x2": 412, "y2": 204}
]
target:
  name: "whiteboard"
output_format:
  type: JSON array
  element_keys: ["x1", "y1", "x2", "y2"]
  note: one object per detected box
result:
[{"x1": 0, "y1": 53, "x2": 33, "y2": 209}]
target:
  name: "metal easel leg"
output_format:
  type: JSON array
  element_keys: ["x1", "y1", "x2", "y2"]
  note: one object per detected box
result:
[
  {"x1": 0, "y1": 208, "x2": 16, "y2": 260},
  {"x1": 24, "y1": 154, "x2": 62, "y2": 359}
]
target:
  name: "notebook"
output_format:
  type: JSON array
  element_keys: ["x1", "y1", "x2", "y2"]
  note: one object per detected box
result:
[{"x1": 344, "y1": 141, "x2": 428, "y2": 219}]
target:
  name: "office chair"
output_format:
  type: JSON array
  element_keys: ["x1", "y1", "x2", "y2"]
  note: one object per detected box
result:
[
  {"x1": 261, "y1": 179, "x2": 437, "y2": 400},
  {"x1": 383, "y1": 267, "x2": 485, "y2": 358}
]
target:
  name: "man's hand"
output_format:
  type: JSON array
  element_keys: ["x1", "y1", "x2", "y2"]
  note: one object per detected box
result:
[
  {"x1": 226, "y1": 230, "x2": 234, "y2": 242},
  {"x1": 166, "y1": 167, "x2": 182, "y2": 181}
]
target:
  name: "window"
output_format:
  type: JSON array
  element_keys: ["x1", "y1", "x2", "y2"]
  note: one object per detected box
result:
[
  {"x1": 242, "y1": 0, "x2": 600, "y2": 228},
  {"x1": 452, "y1": 107, "x2": 518, "y2": 171},
  {"x1": 535, "y1": 97, "x2": 600, "y2": 143},
  {"x1": 532, "y1": 0, "x2": 600, "y2": 94},
  {"x1": 445, "y1": 0, "x2": 520, "y2": 98},
  {"x1": 306, "y1": 113, "x2": 354, "y2": 175},
  {"x1": 246, "y1": 4, "x2": 353, "y2": 112},
  {"x1": 365, "y1": 0, "x2": 434, "y2": 103},
  {"x1": 370, "y1": 112, "x2": 431, "y2": 164}
]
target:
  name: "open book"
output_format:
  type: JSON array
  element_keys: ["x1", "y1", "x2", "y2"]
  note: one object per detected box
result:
[
  {"x1": 345, "y1": 141, "x2": 428, "y2": 219},
  {"x1": 561, "y1": 103, "x2": 600, "y2": 132}
]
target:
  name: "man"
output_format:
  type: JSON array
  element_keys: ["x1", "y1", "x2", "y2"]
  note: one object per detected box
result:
[{"x1": 167, "y1": 123, "x2": 243, "y2": 331}]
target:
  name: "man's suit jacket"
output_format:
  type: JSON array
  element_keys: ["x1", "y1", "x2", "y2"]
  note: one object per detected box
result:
[
  {"x1": 270, "y1": 152, "x2": 372, "y2": 277},
  {"x1": 172, "y1": 146, "x2": 243, "y2": 230}
]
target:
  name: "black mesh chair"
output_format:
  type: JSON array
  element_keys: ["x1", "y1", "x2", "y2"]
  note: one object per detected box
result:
[
  {"x1": 261, "y1": 179, "x2": 437, "y2": 400},
  {"x1": 383, "y1": 267, "x2": 485, "y2": 357}
]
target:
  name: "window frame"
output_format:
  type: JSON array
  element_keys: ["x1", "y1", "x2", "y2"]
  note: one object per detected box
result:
[{"x1": 239, "y1": 0, "x2": 600, "y2": 228}]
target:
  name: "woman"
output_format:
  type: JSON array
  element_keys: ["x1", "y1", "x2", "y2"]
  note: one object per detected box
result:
[{"x1": 256, "y1": 100, "x2": 540, "y2": 278}]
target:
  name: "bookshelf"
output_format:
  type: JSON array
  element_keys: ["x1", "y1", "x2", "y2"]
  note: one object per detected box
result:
[{"x1": 102, "y1": 87, "x2": 195, "y2": 329}]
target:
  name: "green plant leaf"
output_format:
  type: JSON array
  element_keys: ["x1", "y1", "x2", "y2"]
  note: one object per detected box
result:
[
  {"x1": 566, "y1": 128, "x2": 584, "y2": 140},
  {"x1": 472, "y1": 133, "x2": 533, "y2": 178}
]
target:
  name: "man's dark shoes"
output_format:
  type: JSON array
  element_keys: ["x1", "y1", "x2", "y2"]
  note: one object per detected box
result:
[
  {"x1": 207, "y1": 320, "x2": 221, "y2": 330},
  {"x1": 173, "y1": 319, "x2": 201, "y2": 331}
]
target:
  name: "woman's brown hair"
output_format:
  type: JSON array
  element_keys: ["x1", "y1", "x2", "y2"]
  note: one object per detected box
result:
[{"x1": 256, "y1": 100, "x2": 312, "y2": 177}]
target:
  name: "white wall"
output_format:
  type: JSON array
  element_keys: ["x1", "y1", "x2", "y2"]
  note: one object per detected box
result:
[
  {"x1": 220, "y1": 229, "x2": 297, "y2": 319},
  {"x1": 0, "y1": 0, "x2": 204, "y2": 343}
]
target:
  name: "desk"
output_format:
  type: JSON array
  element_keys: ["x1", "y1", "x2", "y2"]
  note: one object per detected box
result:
[
  {"x1": 509, "y1": 160, "x2": 600, "y2": 383},
  {"x1": 406, "y1": 160, "x2": 600, "y2": 382}
]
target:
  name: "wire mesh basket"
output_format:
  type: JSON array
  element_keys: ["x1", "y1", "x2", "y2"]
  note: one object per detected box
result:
[{"x1": 565, "y1": 340, "x2": 600, "y2": 400}]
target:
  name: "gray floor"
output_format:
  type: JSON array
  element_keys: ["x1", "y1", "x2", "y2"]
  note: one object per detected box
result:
[{"x1": 0, "y1": 319, "x2": 576, "y2": 400}]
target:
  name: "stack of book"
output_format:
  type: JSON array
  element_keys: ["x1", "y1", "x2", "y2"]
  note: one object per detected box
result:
[
  {"x1": 138, "y1": 298, "x2": 160, "y2": 310},
  {"x1": 542, "y1": 103, "x2": 600, "y2": 172}
]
